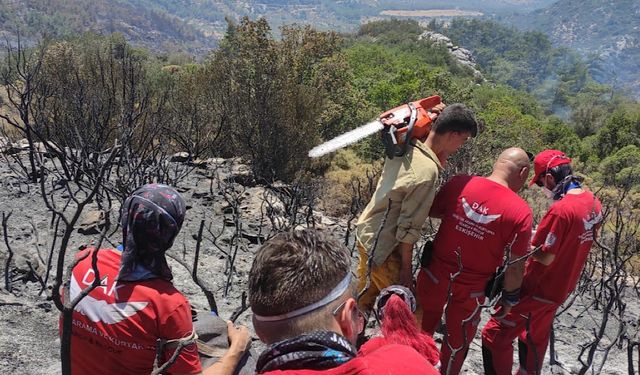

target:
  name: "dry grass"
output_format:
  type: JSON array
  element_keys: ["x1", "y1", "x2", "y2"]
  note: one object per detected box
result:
[
  {"x1": 319, "y1": 149, "x2": 382, "y2": 217},
  {"x1": 0, "y1": 86, "x2": 23, "y2": 139}
]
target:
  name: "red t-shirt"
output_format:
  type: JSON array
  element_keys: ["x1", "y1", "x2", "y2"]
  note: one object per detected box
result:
[
  {"x1": 261, "y1": 344, "x2": 439, "y2": 374},
  {"x1": 523, "y1": 191, "x2": 602, "y2": 304},
  {"x1": 429, "y1": 176, "x2": 533, "y2": 284},
  {"x1": 358, "y1": 336, "x2": 440, "y2": 367},
  {"x1": 64, "y1": 248, "x2": 201, "y2": 375}
]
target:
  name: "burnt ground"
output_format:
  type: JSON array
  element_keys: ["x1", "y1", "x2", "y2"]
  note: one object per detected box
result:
[{"x1": 0, "y1": 154, "x2": 637, "y2": 374}]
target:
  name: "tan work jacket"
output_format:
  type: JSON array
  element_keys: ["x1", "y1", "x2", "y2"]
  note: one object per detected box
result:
[{"x1": 355, "y1": 140, "x2": 442, "y2": 266}]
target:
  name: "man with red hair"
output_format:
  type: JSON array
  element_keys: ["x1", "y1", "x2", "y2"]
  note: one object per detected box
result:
[
  {"x1": 360, "y1": 286, "x2": 440, "y2": 368},
  {"x1": 482, "y1": 150, "x2": 603, "y2": 375}
]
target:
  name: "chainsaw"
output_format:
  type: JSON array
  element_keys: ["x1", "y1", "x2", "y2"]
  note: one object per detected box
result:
[{"x1": 308, "y1": 95, "x2": 442, "y2": 159}]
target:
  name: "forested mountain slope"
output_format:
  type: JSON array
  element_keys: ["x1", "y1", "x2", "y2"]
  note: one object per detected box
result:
[
  {"x1": 0, "y1": 0, "x2": 557, "y2": 55},
  {"x1": 0, "y1": 0, "x2": 218, "y2": 54},
  {"x1": 508, "y1": 0, "x2": 640, "y2": 96}
]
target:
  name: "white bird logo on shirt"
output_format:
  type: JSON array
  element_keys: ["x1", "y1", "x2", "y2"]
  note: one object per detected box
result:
[
  {"x1": 462, "y1": 197, "x2": 501, "y2": 224},
  {"x1": 583, "y1": 212, "x2": 603, "y2": 231},
  {"x1": 70, "y1": 274, "x2": 148, "y2": 324}
]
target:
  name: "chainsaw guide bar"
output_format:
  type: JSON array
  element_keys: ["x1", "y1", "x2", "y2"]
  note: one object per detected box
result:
[
  {"x1": 308, "y1": 120, "x2": 384, "y2": 158},
  {"x1": 308, "y1": 95, "x2": 441, "y2": 159}
]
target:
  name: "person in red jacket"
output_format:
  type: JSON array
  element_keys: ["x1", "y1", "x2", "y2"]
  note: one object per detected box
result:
[
  {"x1": 360, "y1": 285, "x2": 440, "y2": 368},
  {"x1": 66, "y1": 184, "x2": 249, "y2": 375},
  {"x1": 415, "y1": 147, "x2": 533, "y2": 375},
  {"x1": 481, "y1": 150, "x2": 603, "y2": 375},
  {"x1": 248, "y1": 229, "x2": 439, "y2": 374}
]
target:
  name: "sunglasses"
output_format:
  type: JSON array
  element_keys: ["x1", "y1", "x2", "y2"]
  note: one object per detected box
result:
[
  {"x1": 332, "y1": 298, "x2": 366, "y2": 335},
  {"x1": 526, "y1": 151, "x2": 534, "y2": 161}
]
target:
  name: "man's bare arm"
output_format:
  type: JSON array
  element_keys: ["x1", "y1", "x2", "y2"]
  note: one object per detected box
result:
[
  {"x1": 176, "y1": 322, "x2": 250, "y2": 375},
  {"x1": 204, "y1": 322, "x2": 250, "y2": 375},
  {"x1": 492, "y1": 254, "x2": 525, "y2": 318},
  {"x1": 531, "y1": 247, "x2": 555, "y2": 265},
  {"x1": 503, "y1": 256, "x2": 525, "y2": 292}
]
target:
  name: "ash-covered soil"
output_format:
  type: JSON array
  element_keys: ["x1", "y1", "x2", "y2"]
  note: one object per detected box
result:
[{"x1": 0, "y1": 155, "x2": 636, "y2": 374}]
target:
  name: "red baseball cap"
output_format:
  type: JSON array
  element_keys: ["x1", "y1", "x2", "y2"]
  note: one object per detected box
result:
[{"x1": 529, "y1": 149, "x2": 572, "y2": 186}]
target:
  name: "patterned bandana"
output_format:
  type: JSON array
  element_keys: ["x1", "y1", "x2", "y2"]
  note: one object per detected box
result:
[
  {"x1": 552, "y1": 175, "x2": 583, "y2": 200},
  {"x1": 117, "y1": 183, "x2": 186, "y2": 281},
  {"x1": 256, "y1": 331, "x2": 356, "y2": 373}
]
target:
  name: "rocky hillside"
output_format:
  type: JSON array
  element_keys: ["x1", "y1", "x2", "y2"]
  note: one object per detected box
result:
[
  {"x1": 508, "y1": 0, "x2": 640, "y2": 96},
  {"x1": 0, "y1": 149, "x2": 636, "y2": 374}
]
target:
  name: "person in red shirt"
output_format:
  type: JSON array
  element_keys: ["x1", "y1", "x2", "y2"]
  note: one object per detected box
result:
[
  {"x1": 66, "y1": 184, "x2": 249, "y2": 375},
  {"x1": 481, "y1": 150, "x2": 603, "y2": 375},
  {"x1": 415, "y1": 147, "x2": 533, "y2": 375},
  {"x1": 248, "y1": 229, "x2": 439, "y2": 375},
  {"x1": 360, "y1": 286, "x2": 441, "y2": 368}
]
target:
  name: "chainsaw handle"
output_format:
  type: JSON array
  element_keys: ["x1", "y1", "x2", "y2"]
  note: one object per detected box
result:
[
  {"x1": 379, "y1": 95, "x2": 442, "y2": 122},
  {"x1": 414, "y1": 95, "x2": 442, "y2": 112},
  {"x1": 379, "y1": 95, "x2": 443, "y2": 158}
]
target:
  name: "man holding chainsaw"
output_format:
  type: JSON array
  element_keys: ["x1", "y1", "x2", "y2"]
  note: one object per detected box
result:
[
  {"x1": 355, "y1": 103, "x2": 478, "y2": 313},
  {"x1": 415, "y1": 147, "x2": 533, "y2": 375},
  {"x1": 481, "y1": 149, "x2": 603, "y2": 375}
]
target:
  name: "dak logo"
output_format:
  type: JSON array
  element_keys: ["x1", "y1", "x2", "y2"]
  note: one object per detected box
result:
[
  {"x1": 544, "y1": 232, "x2": 557, "y2": 247},
  {"x1": 70, "y1": 274, "x2": 148, "y2": 324},
  {"x1": 461, "y1": 197, "x2": 501, "y2": 224},
  {"x1": 583, "y1": 212, "x2": 603, "y2": 231}
]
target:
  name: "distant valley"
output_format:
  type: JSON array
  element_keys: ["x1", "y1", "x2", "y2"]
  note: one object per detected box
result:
[
  {"x1": 1, "y1": 0, "x2": 637, "y2": 95},
  {"x1": 0, "y1": 0, "x2": 557, "y2": 55}
]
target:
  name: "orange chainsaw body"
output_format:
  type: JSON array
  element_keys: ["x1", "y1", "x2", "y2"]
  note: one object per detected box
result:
[{"x1": 379, "y1": 95, "x2": 442, "y2": 158}]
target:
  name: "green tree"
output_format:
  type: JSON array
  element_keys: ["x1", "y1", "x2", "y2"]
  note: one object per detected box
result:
[
  {"x1": 207, "y1": 18, "x2": 347, "y2": 181},
  {"x1": 568, "y1": 83, "x2": 616, "y2": 137},
  {"x1": 594, "y1": 105, "x2": 640, "y2": 160},
  {"x1": 599, "y1": 145, "x2": 640, "y2": 188},
  {"x1": 541, "y1": 117, "x2": 583, "y2": 157},
  {"x1": 477, "y1": 101, "x2": 544, "y2": 153}
]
